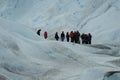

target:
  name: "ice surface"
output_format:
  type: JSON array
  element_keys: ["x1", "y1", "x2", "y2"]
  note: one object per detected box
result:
[{"x1": 0, "y1": 0, "x2": 120, "y2": 80}]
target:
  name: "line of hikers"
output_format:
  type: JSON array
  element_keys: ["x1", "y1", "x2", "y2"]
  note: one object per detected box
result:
[
  {"x1": 55, "y1": 31, "x2": 92, "y2": 44},
  {"x1": 37, "y1": 29, "x2": 92, "y2": 44}
]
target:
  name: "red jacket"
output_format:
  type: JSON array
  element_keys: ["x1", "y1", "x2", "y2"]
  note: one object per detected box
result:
[{"x1": 44, "y1": 31, "x2": 48, "y2": 39}]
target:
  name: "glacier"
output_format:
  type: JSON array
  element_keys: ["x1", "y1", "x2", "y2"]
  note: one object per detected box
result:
[{"x1": 0, "y1": 0, "x2": 120, "y2": 80}]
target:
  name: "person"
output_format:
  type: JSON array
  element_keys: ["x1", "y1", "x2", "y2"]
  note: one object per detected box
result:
[
  {"x1": 70, "y1": 31, "x2": 74, "y2": 42},
  {"x1": 74, "y1": 31, "x2": 77, "y2": 43},
  {"x1": 61, "y1": 31, "x2": 65, "y2": 41},
  {"x1": 44, "y1": 31, "x2": 48, "y2": 39},
  {"x1": 37, "y1": 29, "x2": 41, "y2": 36},
  {"x1": 55, "y1": 32, "x2": 59, "y2": 41},
  {"x1": 88, "y1": 33, "x2": 92, "y2": 44},
  {"x1": 84, "y1": 34, "x2": 89, "y2": 44},
  {"x1": 66, "y1": 32, "x2": 69, "y2": 42},
  {"x1": 76, "y1": 31, "x2": 80, "y2": 44},
  {"x1": 81, "y1": 33, "x2": 85, "y2": 44}
]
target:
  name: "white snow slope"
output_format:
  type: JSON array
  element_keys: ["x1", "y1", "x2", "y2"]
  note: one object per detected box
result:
[
  {"x1": 0, "y1": 0, "x2": 120, "y2": 43},
  {"x1": 0, "y1": 0, "x2": 120, "y2": 80}
]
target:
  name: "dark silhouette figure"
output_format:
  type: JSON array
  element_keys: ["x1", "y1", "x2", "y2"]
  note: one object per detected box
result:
[
  {"x1": 88, "y1": 33, "x2": 92, "y2": 44},
  {"x1": 66, "y1": 32, "x2": 69, "y2": 42},
  {"x1": 84, "y1": 34, "x2": 89, "y2": 44},
  {"x1": 76, "y1": 31, "x2": 80, "y2": 44},
  {"x1": 74, "y1": 31, "x2": 77, "y2": 43},
  {"x1": 37, "y1": 29, "x2": 41, "y2": 36},
  {"x1": 81, "y1": 33, "x2": 86, "y2": 44},
  {"x1": 55, "y1": 32, "x2": 59, "y2": 41},
  {"x1": 81, "y1": 33, "x2": 89, "y2": 44},
  {"x1": 61, "y1": 31, "x2": 65, "y2": 41}
]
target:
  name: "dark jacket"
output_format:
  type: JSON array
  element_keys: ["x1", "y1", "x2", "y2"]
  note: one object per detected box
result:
[{"x1": 55, "y1": 32, "x2": 59, "y2": 40}]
